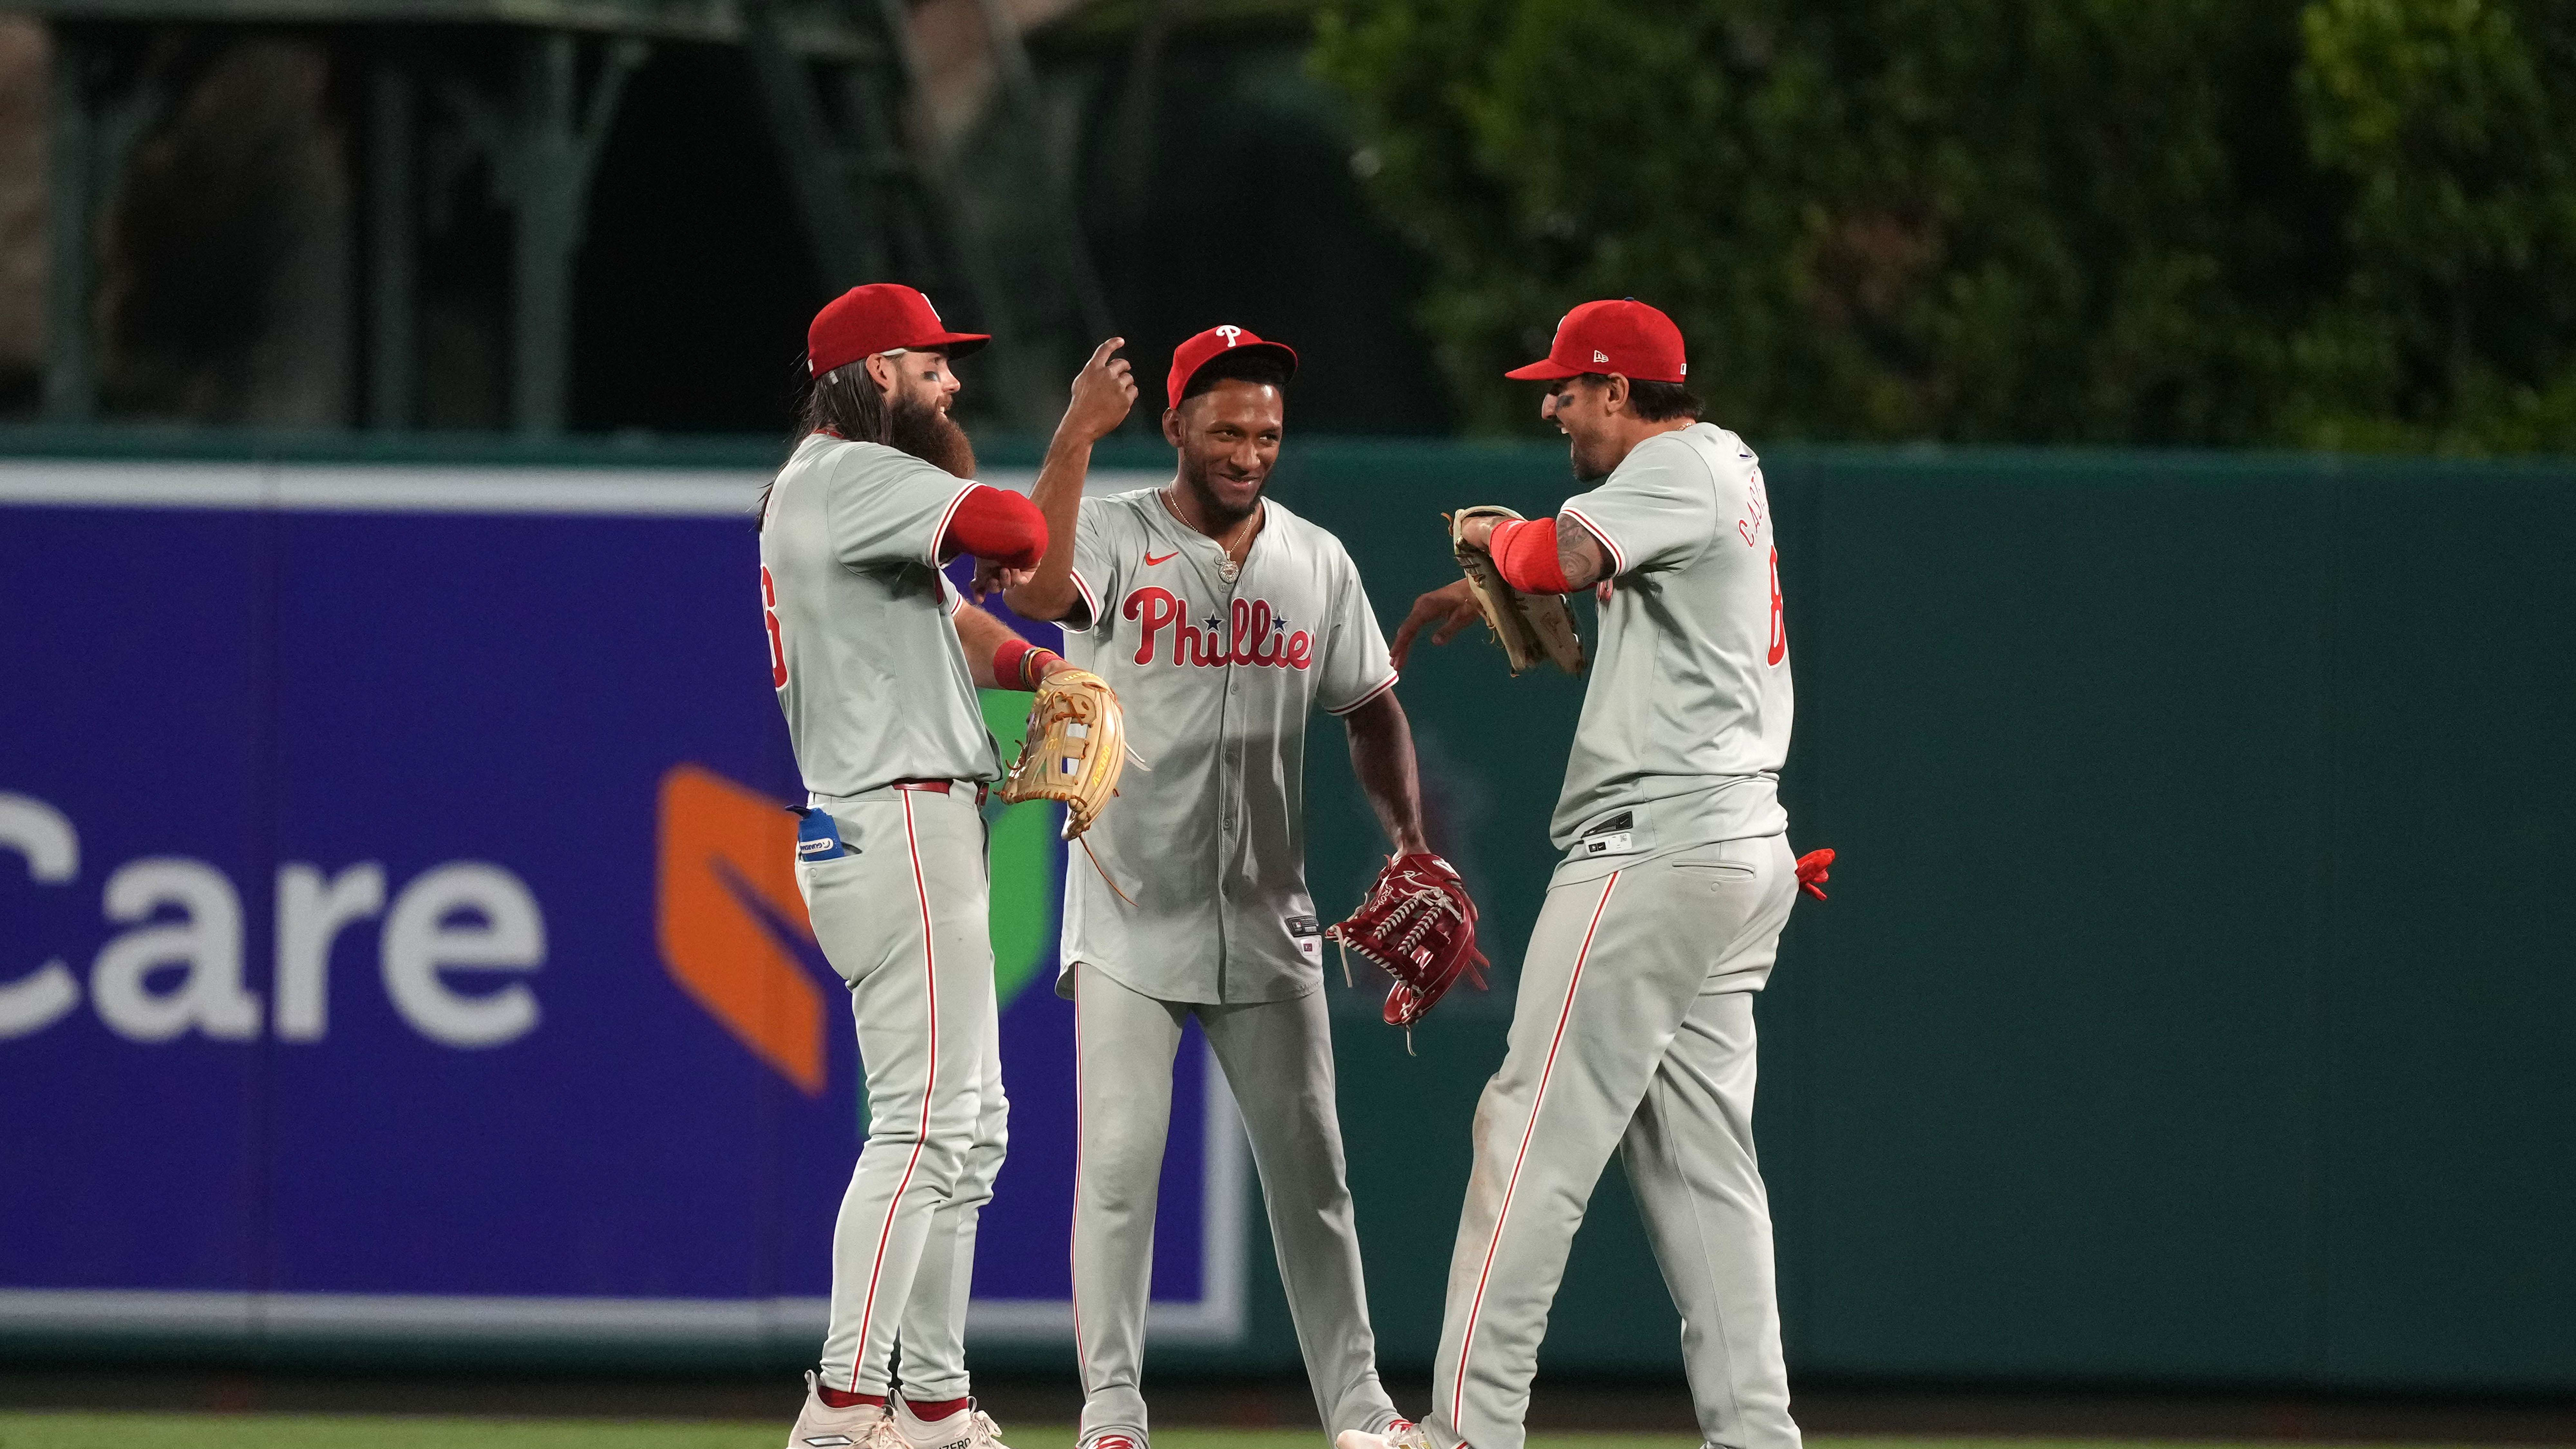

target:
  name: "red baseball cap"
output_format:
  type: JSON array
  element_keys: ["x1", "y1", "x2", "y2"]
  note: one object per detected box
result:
[
  {"x1": 1166, "y1": 325, "x2": 1299, "y2": 410},
  {"x1": 1505, "y1": 298, "x2": 1687, "y2": 384},
  {"x1": 807, "y1": 284, "x2": 989, "y2": 376}
]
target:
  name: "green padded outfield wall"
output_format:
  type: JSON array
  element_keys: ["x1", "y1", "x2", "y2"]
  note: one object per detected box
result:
[{"x1": 1261, "y1": 442, "x2": 2576, "y2": 1396}]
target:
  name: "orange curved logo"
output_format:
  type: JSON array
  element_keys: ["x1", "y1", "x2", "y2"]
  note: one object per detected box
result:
[{"x1": 656, "y1": 764, "x2": 828, "y2": 1095}]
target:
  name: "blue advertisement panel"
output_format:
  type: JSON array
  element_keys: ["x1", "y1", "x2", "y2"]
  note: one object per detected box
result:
[{"x1": 0, "y1": 460, "x2": 1240, "y2": 1355}]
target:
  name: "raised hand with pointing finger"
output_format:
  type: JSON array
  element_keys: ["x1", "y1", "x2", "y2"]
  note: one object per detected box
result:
[
  {"x1": 1061, "y1": 337, "x2": 1138, "y2": 445},
  {"x1": 1005, "y1": 338, "x2": 1137, "y2": 623}
]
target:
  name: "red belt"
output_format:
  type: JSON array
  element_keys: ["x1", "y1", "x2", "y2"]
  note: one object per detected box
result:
[{"x1": 893, "y1": 778, "x2": 989, "y2": 806}]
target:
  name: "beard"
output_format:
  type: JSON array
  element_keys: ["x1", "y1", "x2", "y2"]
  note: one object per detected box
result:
[
  {"x1": 1178, "y1": 450, "x2": 1265, "y2": 527},
  {"x1": 888, "y1": 392, "x2": 977, "y2": 478},
  {"x1": 1568, "y1": 431, "x2": 1618, "y2": 483}
]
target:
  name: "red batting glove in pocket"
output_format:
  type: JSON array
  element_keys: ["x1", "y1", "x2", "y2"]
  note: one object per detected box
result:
[{"x1": 1795, "y1": 847, "x2": 1835, "y2": 901}]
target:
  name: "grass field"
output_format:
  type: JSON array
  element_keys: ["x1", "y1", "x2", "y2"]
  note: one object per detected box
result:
[{"x1": 0, "y1": 1425, "x2": 2484, "y2": 1449}]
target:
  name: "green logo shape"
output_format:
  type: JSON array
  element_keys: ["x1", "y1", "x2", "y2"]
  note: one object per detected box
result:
[{"x1": 980, "y1": 688, "x2": 1063, "y2": 1008}]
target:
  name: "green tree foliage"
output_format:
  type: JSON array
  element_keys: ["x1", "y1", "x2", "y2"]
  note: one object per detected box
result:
[{"x1": 1312, "y1": 0, "x2": 2576, "y2": 448}]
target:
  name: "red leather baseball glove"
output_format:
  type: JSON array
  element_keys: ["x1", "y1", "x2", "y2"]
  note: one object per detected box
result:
[{"x1": 1326, "y1": 853, "x2": 1488, "y2": 1041}]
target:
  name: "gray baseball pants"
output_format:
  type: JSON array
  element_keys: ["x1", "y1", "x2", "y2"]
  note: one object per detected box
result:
[
  {"x1": 796, "y1": 784, "x2": 1005, "y2": 1397},
  {"x1": 1426, "y1": 833, "x2": 1801, "y2": 1449},
  {"x1": 1070, "y1": 960, "x2": 1402, "y2": 1446},
  {"x1": 895, "y1": 987, "x2": 1007, "y2": 1399}
]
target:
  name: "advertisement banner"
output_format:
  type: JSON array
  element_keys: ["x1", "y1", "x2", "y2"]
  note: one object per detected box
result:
[{"x1": 0, "y1": 459, "x2": 1239, "y2": 1353}]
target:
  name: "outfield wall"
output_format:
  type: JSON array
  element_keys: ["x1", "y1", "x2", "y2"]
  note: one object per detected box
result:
[{"x1": 2, "y1": 436, "x2": 2570, "y2": 1393}]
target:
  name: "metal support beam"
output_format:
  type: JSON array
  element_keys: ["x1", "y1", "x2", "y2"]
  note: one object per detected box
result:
[
  {"x1": 42, "y1": 28, "x2": 170, "y2": 425},
  {"x1": 742, "y1": 0, "x2": 879, "y2": 288},
  {"x1": 42, "y1": 29, "x2": 96, "y2": 422},
  {"x1": 501, "y1": 30, "x2": 642, "y2": 435},
  {"x1": 971, "y1": 0, "x2": 1111, "y2": 343},
  {"x1": 509, "y1": 32, "x2": 576, "y2": 434},
  {"x1": 367, "y1": 61, "x2": 417, "y2": 430}
]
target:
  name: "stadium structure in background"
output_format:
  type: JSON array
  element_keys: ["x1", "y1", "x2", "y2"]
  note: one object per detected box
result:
[
  {"x1": 5, "y1": 0, "x2": 1107, "y2": 435},
  {"x1": 0, "y1": 0, "x2": 1450, "y2": 440}
]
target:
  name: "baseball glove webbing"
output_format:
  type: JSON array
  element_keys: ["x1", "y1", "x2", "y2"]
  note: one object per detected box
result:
[{"x1": 1326, "y1": 852, "x2": 1487, "y2": 1052}]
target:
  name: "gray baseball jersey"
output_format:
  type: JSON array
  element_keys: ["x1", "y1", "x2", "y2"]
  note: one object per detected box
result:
[
  {"x1": 1058, "y1": 489, "x2": 1397, "y2": 1004},
  {"x1": 759, "y1": 432, "x2": 1001, "y2": 800},
  {"x1": 1420, "y1": 420, "x2": 1806, "y2": 1449},
  {"x1": 756, "y1": 430, "x2": 1008, "y2": 1407},
  {"x1": 1056, "y1": 485, "x2": 1408, "y2": 1447},
  {"x1": 1552, "y1": 421, "x2": 1793, "y2": 865}
]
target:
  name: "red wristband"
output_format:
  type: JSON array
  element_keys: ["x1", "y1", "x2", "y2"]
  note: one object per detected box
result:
[
  {"x1": 1491, "y1": 518, "x2": 1572, "y2": 594},
  {"x1": 992, "y1": 636, "x2": 1035, "y2": 688}
]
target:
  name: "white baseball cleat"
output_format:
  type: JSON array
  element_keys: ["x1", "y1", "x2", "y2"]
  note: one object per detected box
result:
[
  {"x1": 1336, "y1": 1419, "x2": 1436, "y2": 1449},
  {"x1": 785, "y1": 1372, "x2": 899, "y2": 1449},
  {"x1": 895, "y1": 1395, "x2": 1014, "y2": 1449}
]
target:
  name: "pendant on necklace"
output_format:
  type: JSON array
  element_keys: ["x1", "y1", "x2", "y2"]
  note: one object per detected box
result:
[{"x1": 1218, "y1": 558, "x2": 1240, "y2": 584}]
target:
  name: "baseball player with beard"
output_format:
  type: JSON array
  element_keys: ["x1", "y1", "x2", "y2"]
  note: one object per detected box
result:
[
  {"x1": 762, "y1": 283, "x2": 1137, "y2": 1449},
  {"x1": 1004, "y1": 327, "x2": 1442, "y2": 1449},
  {"x1": 1342, "y1": 299, "x2": 1822, "y2": 1449}
]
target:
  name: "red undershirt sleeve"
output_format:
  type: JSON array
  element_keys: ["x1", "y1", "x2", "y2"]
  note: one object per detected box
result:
[
  {"x1": 940, "y1": 486, "x2": 1047, "y2": 570},
  {"x1": 1492, "y1": 517, "x2": 1572, "y2": 594}
]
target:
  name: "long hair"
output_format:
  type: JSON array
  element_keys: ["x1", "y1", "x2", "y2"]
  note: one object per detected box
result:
[
  {"x1": 799, "y1": 357, "x2": 892, "y2": 443},
  {"x1": 760, "y1": 357, "x2": 891, "y2": 530}
]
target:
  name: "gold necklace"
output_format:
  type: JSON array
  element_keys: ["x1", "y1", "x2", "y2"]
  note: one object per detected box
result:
[{"x1": 1162, "y1": 488, "x2": 1259, "y2": 578}]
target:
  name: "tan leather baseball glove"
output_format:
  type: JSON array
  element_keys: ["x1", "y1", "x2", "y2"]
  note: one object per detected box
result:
[
  {"x1": 998, "y1": 667, "x2": 1128, "y2": 841},
  {"x1": 1451, "y1": 505, "x2": 1586, "y2": 676}
]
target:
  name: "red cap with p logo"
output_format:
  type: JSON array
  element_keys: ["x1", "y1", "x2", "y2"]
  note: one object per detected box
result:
[
  {"x1": 1166, "y1": 324, "x2": 1300, "y2": 410},
  {"x1": 1505, "y1": 298, "x2": 1687, "y2": 384},
  {"x1": 807, "y1": 284, "x2": 990, "y2": 376}
]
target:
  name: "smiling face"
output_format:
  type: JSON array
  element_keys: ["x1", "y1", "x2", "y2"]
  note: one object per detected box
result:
[
  {"x1": 1543, "y1": 374, "x2": 1628, "y2": 481},
  {"x1": 1165, "y1": 378, "x2": 1285, "y2": 527}
]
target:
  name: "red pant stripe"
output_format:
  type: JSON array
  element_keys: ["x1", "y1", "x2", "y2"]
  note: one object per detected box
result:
[{"x1": 845, "y1": 791, "x2": 939, "y2": 1390}]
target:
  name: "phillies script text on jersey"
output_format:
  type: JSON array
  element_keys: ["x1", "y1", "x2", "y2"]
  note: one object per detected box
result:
[{"x1": 1122, "y1": 589, "x2": 1314, "y2": 669}]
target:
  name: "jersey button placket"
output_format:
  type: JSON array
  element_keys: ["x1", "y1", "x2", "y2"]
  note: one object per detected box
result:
[
  {"x1": 1213, "y1": 561, "x2": 1234, "y2": 999},
  {"x1": 1216, "y1": 553, "x2": 1251, "y2": 997}
]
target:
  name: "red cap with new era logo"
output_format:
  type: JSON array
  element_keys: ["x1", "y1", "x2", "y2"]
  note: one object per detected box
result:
[
  {"x1": 1505, "y1": 298, "x2": 1687, "y2": 384},
  {"x1": 1166, "y1": 324, "x2": 1300, "y2": 409},
  {"x1": 808, "y1": 283, "x2": 990, "y2": 377}
]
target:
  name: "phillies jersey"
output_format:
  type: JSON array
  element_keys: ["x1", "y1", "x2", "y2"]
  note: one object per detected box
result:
[
  {"x1": 1061, "y1": 489, "x2": 1398, "y2": 1004},
  {"x1": 758, "y1": 432, "x2": 1000, "y2": 799},
  {"x1": 1551, "y1": 422, "x2": 1793, "y2": 867}
]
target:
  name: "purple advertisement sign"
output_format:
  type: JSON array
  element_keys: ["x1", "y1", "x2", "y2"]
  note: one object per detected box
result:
[{"x1": 0, "y1": 459, "x2": 1242, "y2": 1357}]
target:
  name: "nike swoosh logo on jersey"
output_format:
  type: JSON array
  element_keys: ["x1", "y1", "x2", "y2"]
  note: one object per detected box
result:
[{"x1": 1144, "y1": 550, "x2": 1178, "y2": 565}]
